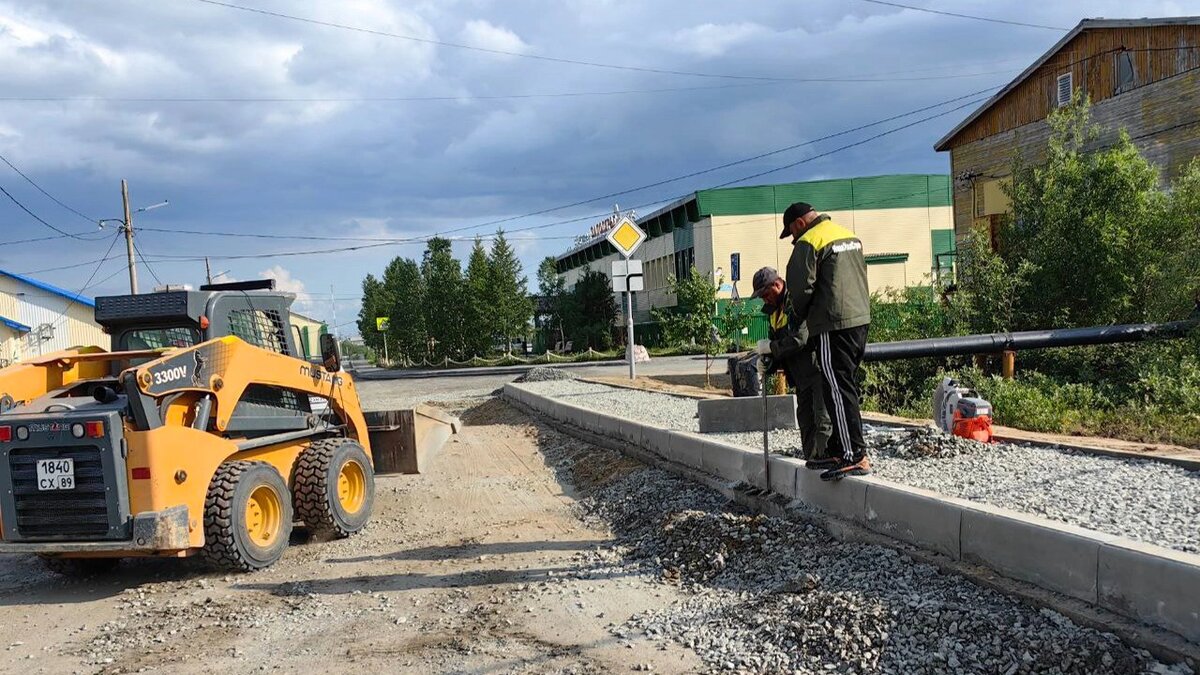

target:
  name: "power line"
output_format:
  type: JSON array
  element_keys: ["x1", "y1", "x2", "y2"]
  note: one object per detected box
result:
[
  {"x1": 116, "y1": 87, "x2": 994, "y2": 265},
  {"x1": 43, "y1": 232, "x2": 121, "y2": 331},
  {"x1": 5, "y1": 231, "x2": 107, "y2": 246},
  {"x1": 0, "y1": 150, "x2": 97, "y2": 223},
  {"x1": 124, "y1": 93, "x2": 990, "y2": 265},
  {"x1": 132, "y1": 239, "x2": 164, "y2": 286},
  {"x1": 0, "y1": 70, "x2": 1017, "y2": 105},
  {"x1": 0, "y1": 182, "x2": 91, "y2": 240},
  {"x1": 134, "y1": 226, "x2": 582, "y2": 243},
  {"x1": 194, "y1": 0, "x2": 998, "y2": 83},
  {"x1": 417, "y1": 85, "x2": 1002, "y2": 240},
  {"x1": 854, "y1": 0, "x2": 1069, "y2": 31},
  {"x1": 20, "y1": 254, "x2": 125, "y2": 275}
]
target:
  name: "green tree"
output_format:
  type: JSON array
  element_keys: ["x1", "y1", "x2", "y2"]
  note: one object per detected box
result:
[
  {"x1": 954, "y1": 229, "x2": 1032, "y2": 334},
  {"x1": 421, "y1": 237, "x2": 466, "y2": 360},
  {"x1": 356, "y1": 274, "x2": 386, "y2": 358},
  {"x1": 488, "y1": 230, "x2": 533, "y2": 350},
  {"x1": 562, "y1": 269, "x2": 616, "y2": 350},
  {"x1": 463, "y1": 238, "x2": 495, "y2": 357},
  {"x1": 536, "y1": 256, "x2": 566, "y2": 350},
  {"x1": 1003, "y1": 98, "x2": 1164, "y2": 328},
  {"x1": 655, "y1": 268, "x2": 720, "y2": 385},
  {"x1": 381, "y1": 257, "x2": 426, "y2": 363}
]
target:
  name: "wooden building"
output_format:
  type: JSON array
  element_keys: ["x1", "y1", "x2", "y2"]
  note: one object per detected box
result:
[{"x1": 934, "y1": 17, "x2": 1200, "y2": 238}]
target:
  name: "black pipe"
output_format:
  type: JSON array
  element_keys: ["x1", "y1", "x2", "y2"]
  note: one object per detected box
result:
[{"x1": 862, "y1": 320, "x2": 1197, "y2": 362}]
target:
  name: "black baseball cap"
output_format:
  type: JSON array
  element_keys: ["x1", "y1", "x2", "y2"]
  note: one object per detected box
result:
[
  {"x1": 779, "y1": 202, "x2": 814, "y2": 239},
  {"x1": 751, "y1": 267, "x2": 780, "y2": 298}
]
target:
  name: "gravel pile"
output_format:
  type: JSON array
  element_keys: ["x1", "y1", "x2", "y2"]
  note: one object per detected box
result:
[
  {"x1": 533, "y1": 423, "x2": 1190, "y2": 675},
  {"x1": 524, "y1": 380, "x2": 1200, "y2": 554},
  {"x1": 515, "y1": 366, "x2": 576, "y2": 383}
]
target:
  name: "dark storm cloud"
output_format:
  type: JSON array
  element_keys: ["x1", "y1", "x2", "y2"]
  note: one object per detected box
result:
[{"x1": 0, "y1": 0, "x2": 1186, "y2": 331}]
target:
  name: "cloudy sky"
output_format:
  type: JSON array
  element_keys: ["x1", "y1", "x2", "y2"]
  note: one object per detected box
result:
[{"x1": 0, "y1": 0, "x2": 1191, "y2": 335}]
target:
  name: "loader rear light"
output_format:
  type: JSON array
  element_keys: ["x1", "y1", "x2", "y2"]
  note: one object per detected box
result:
[
  {"x1": 71, "y1": 423, "x2": 86, "y2": 438},
  {"x1": 0, "y1": 426, "x2": 10, "y2": 442},
  {"x1": 131, "y1": 467, "x2": 151, "y2": 480},
  {"x1": 85, "y1": 420, "x2": 105, "y2": 438},
  {"x1": 15, "y1": 426, "x2": 29, "y2": 441},
  {"x1": 199, "y1": 315, "x2": 210, "y2": 329}
]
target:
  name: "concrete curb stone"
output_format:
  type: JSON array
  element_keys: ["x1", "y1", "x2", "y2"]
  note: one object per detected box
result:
[
  {"x1": 862, "y1": 478, "x2": 962, "y2": 560},
  {"x1": 1098, "y1": 538, "x2": 1200, "y2": 643},
  {"x1": 959, "y1": 499, "x2": 1118, "y2": 604}
]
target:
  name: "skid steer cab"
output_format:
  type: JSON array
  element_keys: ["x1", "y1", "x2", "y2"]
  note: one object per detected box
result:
[{"x1": 0, "y1": 280, "x2": 448, "y2": 575}]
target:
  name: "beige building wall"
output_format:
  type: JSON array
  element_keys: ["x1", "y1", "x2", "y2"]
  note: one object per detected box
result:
[
  {"x1": 289, "y1": 312, "x2": 327, "y2": 358},
  {"x1": 706, "y1": 205, "x2": 952, "y2": 298}
]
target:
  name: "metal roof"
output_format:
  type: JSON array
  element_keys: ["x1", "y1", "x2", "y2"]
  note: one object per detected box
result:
[
  {"x1": 0, "y1": 268, "x2": 96, "y2": 308},
  {"x1": 0, "y1": 315, "x2": 31, "y2": 333},
  {"x1": 933, "y1": 16, "x2": 1200, "y2": 151}
]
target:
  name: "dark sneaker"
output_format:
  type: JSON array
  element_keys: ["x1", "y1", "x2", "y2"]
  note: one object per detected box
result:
[
  {"x1": 804, "y1": 457, "x2": 840, "y2": 470},
  {"x1": 820, "y1": 455, "x2": 871, "y2": 481}
]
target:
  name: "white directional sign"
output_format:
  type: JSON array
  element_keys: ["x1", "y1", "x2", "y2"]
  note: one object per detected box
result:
[
  {"x1": 611, "y1": 259, "x2": 643, "y2": 292},
  {"x1": 606, "y1": 217, "x2": 647, "y2": 258}
]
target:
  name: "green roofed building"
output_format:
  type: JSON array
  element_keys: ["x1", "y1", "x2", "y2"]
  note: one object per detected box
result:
[{"x1": 554, "y1": 174, "x2": 955, "y2": 323}]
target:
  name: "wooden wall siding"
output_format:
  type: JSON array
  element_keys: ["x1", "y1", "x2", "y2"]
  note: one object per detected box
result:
[
  {"x1": 948, "y1": 66, "x2": 1200, "y2": 235},
  {"x1": 947, "y1": 26, "x2": 1200, "y2": 148}
]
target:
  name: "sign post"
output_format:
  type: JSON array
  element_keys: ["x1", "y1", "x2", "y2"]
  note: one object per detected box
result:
[
  {"x1": 606, "y1": 217, "x2": 647, "y2": 380},
  {"x1": 375, "y1": 317, "x2": 390, "y2": 365}
]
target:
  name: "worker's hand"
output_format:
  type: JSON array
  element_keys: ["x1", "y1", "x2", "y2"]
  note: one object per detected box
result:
[{"x1": 756, "y1": 339, "x2": 772, "y2": 356}]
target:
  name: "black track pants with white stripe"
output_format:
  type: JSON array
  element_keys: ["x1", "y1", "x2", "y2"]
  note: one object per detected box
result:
[{"x1": 810, "y1": 325, "x2": 869, "y2": 461}]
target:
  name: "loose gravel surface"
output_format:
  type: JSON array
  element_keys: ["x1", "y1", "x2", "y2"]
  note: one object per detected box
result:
[
  {"x1": 521, "y1": 380, "x2": 1200, "y2": 554},
  {"x1": 539, "y1": 421, "x2": 1192, "y2": 674}
]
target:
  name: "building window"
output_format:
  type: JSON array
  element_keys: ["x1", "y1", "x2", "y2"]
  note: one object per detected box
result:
[
  {"x1": 674, "y1": 247, "x2": 695, "y2": 281},
  {"x1": 1114, "y1": 50, "x2": 1136, "y2": 94},
  {"x1": 1056, "y1": 72, "x2": 1073, "y2": 107}
]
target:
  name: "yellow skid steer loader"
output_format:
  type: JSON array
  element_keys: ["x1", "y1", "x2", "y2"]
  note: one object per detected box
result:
[{"x1": 0, "y1": 280, "x2": 455, "y2": 574}]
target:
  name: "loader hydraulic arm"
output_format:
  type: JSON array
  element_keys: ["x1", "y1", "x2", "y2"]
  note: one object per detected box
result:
[
  {"x1": 120, "y1": 335, "x2": 370, "y2": 444},
  {"x1": 0, "y1": 346, "x2": 168, "y2": 411}
]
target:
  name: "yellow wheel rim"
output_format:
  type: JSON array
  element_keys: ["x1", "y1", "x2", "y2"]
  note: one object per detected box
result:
[
  {"x1": 337, "y1": 460, "x2": 367, "y2": 514},
  {"x1": 245, "y1": 485, "x2": 283, "y2": 547}
]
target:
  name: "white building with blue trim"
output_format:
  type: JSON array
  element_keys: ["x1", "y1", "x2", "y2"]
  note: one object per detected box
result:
[{"x1": 0, "y1": 269, "x2": 107, "y2": 365}]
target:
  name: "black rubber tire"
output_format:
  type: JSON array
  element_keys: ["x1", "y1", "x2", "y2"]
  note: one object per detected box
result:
[
  {"x1": 200, "y1": 460, "x2": 293, "y2": 572},
  {"x1": 38, "y1": 556, "x2": 120, "y2": 577},
  {"x1": 293, "y1": 438, "x2": 375, "y2": 539}
]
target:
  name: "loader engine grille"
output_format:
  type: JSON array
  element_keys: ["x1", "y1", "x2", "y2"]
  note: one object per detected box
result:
[{"x1": 8, "y1": 447, "x2": 110, "y2": 538}]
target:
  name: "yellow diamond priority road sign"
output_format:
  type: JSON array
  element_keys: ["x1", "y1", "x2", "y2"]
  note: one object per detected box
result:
[{"x1": 606, "y1": 217, "x2": 646, "y2": 258}]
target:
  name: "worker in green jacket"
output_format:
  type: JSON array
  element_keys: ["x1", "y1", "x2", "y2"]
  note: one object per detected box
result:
[
  {"x1": 780, "y1": 202, "x2": 872, "y2": 481},
  {"x1": 752, "y1": 267, "x2": 832, "y2": 463}
]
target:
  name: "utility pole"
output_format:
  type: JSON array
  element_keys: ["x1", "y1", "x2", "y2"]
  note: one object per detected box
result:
[
  {"x1": 121, "y1": 179, "x2": 138, "y2": 294},
  {"x1": 205, "y1": 257, "x2": 213, "y2": 285},
  {"x1": 329, "y1": 285, "x2": 338, "y2": 339}
]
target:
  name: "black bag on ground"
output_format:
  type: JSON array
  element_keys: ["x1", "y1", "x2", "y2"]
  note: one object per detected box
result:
[{"x1": 728, "y1": 352, "x2": 762, "y2": 397}]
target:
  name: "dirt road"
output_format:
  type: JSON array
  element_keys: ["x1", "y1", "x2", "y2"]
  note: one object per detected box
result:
[{"x1": 0, "y1": 394, "x2": 701, "y2": 674}]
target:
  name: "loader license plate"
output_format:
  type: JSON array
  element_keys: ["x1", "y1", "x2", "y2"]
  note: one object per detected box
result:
[{"x1": 36, "y1": 458, "x2": 75, "y2": 491}]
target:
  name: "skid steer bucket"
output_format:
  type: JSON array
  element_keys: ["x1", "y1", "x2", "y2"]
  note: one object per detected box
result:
[{"x1": 365, "y1": 405, "x2": 460, "y2": 474}]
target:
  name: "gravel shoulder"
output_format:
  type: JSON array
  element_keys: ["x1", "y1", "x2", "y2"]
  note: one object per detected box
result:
[
  {"x1": 521, "y1": 379, "x2": 1200, "y2": 554},
  {"x1": 0, "y1": 394, "x2": 703, "y2": 674}
]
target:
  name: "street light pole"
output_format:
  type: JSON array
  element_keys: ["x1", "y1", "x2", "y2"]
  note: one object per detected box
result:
[{"x1": 121, "y1": 179, "x2": 137, "y2": 295}]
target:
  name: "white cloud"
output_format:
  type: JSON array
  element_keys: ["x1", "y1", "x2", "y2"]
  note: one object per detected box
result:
[
  {"x1": 259, "y1": 265, "x2": 310, "y2": 312},
  {"x1": 459, "y1": 20, "x2": 529, "y2": 54},
  {"x1": 668, "y1": 22, "x2": 768, "y2": 58}
]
